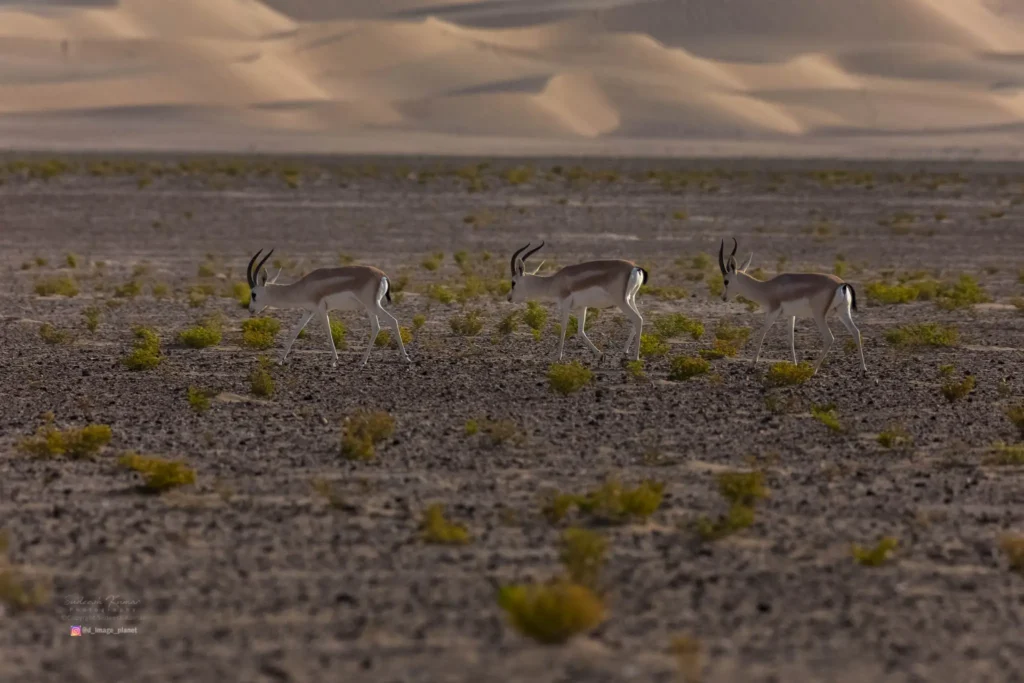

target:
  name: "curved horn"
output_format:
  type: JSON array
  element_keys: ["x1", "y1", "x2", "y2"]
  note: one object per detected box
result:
[
  {"x1": 718, "y1": 240, "x2": 726, "y2": 274},
  {"x1": 247, "y1": 249, "x2": 263, "y2": 288},
  {"x1": 510, "y1": 243, "x2": 531, "y2": 275},
  {"x1": 254, "y1": 248, "x2": 275, "y2": 284},
  {"x1": 522, "y1": 240, "x2": 545, "y2": 264},
  {"x1": 730, "y1": 238, "x2": 738, "y2": 259}
]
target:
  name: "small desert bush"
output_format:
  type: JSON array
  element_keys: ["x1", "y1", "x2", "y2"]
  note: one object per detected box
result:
[
  {"x1": 559, "y1": 528, "x2": 607, "y2": 591},
  {"x1": 987, "y1": 443, "x2": 1024, "y2": 466},
  {"x1": 1006, "y1": 403, "x2": 1024, "y2": 437},
  {"x1": 877, "y1": 424, "x2": 912, "y2": 450},
  {"x1": 65, "y1": 253, "x2": 78, "y2": 268},
  {"x1": 311, "y1": 478, "x2": 349, "y2": 510},
  {"x1": 497, "y1": 580, "x2": 605, "y2": 644},
  {"x1": 34, "y1": 275, "x2": 78, "y2": 297},
  {"x1": 941, "y1": 374, "x2": 975, "y2": 403},
  {"x1": 545, "y1": 478, "x2": 664, "y2": 525},
  {"x1": 197, "y1": 261, "x2": 216, "y2": 278},
  {"x1": 469, "y1": 418, "x2": 521, "y2": 447},
  {"x1": 421, "y1": 252, "x2": 444, "y2": 271},
  {"x1": 625, "y1": 360, "x2": 645, "y2": 379},
  {"x1": 699, "y1": 338, "x2": 741, "y2": 359},
  {"x1": 652, "y1": 313, "x2": 704, "y2": 340},
  {"x1": 341, "y1": 409, "x2": 395, "y2": 460},
  {"x1": 714, "y1": 322, "x2": 751, "y2": 343},
  {"x1": 374, "y1": 327, "x2": 412, "y2": 349},
  {"x1": 1000, "y1": 534, "x2": 1024, "y2": 574},
  {"x1": 249, "y1": 357, "x2": 275, "y2": 397},
  {"x1": 420, "y1": 504, "x2": 470, "y2": 545},
  {"x1": 522, "y1": 301, "x2": 548, "y2": 333},
  {"x1": 811, "y1": 403, "x2": 842, "y2": 431},
  {"x1": 123, "y1": 326, "x2": 161, "y2": 370},
  {"x1": 694, "y1": 471, "x2": 768, "y2": 542},
  {"x1": 83, "y1": 306, "x2": 101, "y2": 332},
  {"x1": 935, "y1": 274, "x2": 989, "y2": 310},
  {"x1": 114, "y1": 280, "x2": 142, "y2": 299},
  {"x1": 885, "y1": 323, "x2": 958, "y2": 349},
  {"x1": 765, "y1": 362, "x2": 815, "y2": 386},
  {"x1": 867, "y1": 280, "x2": 935, "y2": 305},
  {"x1": 851, "y1": 536, "x2": 898, "y2": 567},
  {"x1": 668, "y1": 356, "x2": 710, "y2": 381},
  {"x1": 694, "y1": 504, "x2": 757, "y2": 542},
  {"x1": 151, "y1": 282, "x2": 169, "y2": 298},
  {"x1": 640, "y1": 284, "x2": 688, "y2": 300},
  {"x1": 497, "y1": 311, "x2": 518, "y2": 335},
  {"x1": 118, "y1": 453, "x2": 196, "y2": 493},
  {"x1": 177, "y1": 319, "x2": 222, "y2": 348},
  {"x1": 639, "y1": 333, "x2": 669, "y2": 357},
  {"x1": 412, "y1": 314, "x2": 426, "y2": 330},
  {"x1": 241, "y1": 317, "x2": 281, "y2": 349},
  {"x1": 450, "y1": 309, "x2": 484, "y2": 336},
  {"x1": 548, "y1": 361, "x2": 593, "y2": 395},
  {"x1": 39, "y1": 323, "x2": 72, "y2": 345},
  {"x1": 425, "y1": 284, "x2": 455, "y2": 304},
  {"x1": 18, "y1": 419, "x2": 112, "y2": 460},
  {"x1": 330, "y1": 320, "x2": 347, "y2": 348},
  {"x1": 231, "y1": 282, "x2": 250, "y2": 308},
  {"x1": 187, "y1": 386, "x2": 215, "y2": 413},
  {"x1": 0, "y1": 552, "x2": 51, "y2": 614}
]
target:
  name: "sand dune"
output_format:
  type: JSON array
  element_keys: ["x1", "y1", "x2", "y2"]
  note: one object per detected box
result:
[{"x1": 0, "y1": 0, "x2": 1022, "y2": 156}]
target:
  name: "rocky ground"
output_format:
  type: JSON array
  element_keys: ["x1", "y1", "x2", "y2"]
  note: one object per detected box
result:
[{"x1": 1, "y1": 157, "x2": 1022, "y2": 683}]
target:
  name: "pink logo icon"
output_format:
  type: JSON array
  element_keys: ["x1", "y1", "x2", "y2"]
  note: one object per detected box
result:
[{"x1": 70, "y1": 626, "x2": 82, "y2": 637}]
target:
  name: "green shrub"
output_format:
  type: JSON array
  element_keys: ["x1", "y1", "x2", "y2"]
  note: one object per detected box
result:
[
  {"x1": 714, "y1": 322, "x2": 751, "y2": 343},
  {"x1": 935, "y1": 274, "x2": 989, "y2": 309},
  {"x1": 668, "y1": 356, "x2": 710, "y2": 381},
  {"x1": 1007, "y1": 403, "x2": 1024, "y2": 437},
  {"x1": 374, "y1": 327, "x2": 412, "y2": 349},
  {"x1": 114, "y1": 280, "x2": 142, "y2": 299},
  {"x1": 548, "y1": 361, "x2": 593, "y2": 395},
  {"x1": 187, "y1": 386, "x2": 215, "y2": 413},
  {"x1": 83, "y1": 306, "x2": 101, "y2": 332},
  {"x1": 498, "y1": 580, "x2": 605, "y2": 644},
  {"x1": 559, "y1": 528, "x2": 607, "y2": 590},
  {"x1": 941, "y1": 375, "x2": 975, "y2": 403},
  {"x1": 123, "y1": 326, "x2": 162, "y2": 370},
  {"x1": 450, "y1": 310, "x2": 484, "y2": 336},
  {"x1": 65, "y1": 253, "x2": 78, "y2": 268},
  {"x1": 653, "y1": 314, "x2": 704, "y2": 340},
  {"x1": 241, "y1": 317, "x2": 281, "y2": 349},
  {"x1": 523, "y1": 301, "x2": 548, "y2": 331},
  {"x1": 811, "y1": 403, "x2": 842, "y2": 431},
  {"x1": 34, "y1": 275, "x2": 78, "y2": 297},
  {"x1": 497, "y1": 312, "x2": 518, "y2": 335},
  {"x1": 694, "y1": 503, "x2": 756, "y2": 541},
  {"x1": 177, "y1": 320, "x2": 222, "y2": 348},
  {"x1": 546, "y1": 478, "x2": 664, "y2": 525},
  {"x1": 851, "y1": 537, "x2": 898, "y2": 566},
  {"x1": 420, "y1": 504, "x2": 470, "y2": 544},
  {"x1": 39, "y1": 324, "x2": 72, "y2": 345},
  {"x1": 330, "y1": 320, "x2": 347, "y2": 348},
  {"x1": 716, "y1": 471, "x2": 768, "y2": 507},
  {"x1": 118, "y1": 453, "x2": 196, "y2": 493},
  {"x1": 18, "y1": 419, "x2": 112, "y2": 459},
  {"x1": 987, "y1": 442, "x2": 1024, "y2": 466},
  {"x1": 625, "y1": 360, "x2": 645, "y2": 379},
  {"x1": 231, "y1": 282, "x2": 250, "y2": 308},
  {"x1": 341, "y1": 410, "x2": 395, "y2": 460},
  {"x1": 885, "y1": 323, "x2": 958, "y2": 348},
  {"x1": 699, "y1": 338, "x2": 741, "y2": 359},
  {"x1": 877, "y1": 425, "x2": 912, "y2": 450},
  {"x1": 412, "y1": 314, "x2": 426, "y2": 330},
  {"x1": 425, "y1": 284, "x2": 455, "y2": 304},
  {"x1": 421, "y1": 252, "x2": 444, "y2": 271},
  {"x1": 639, "y1": 334, "x2": 669, "y2": 357},
  {"x1": 249, "y1": 357, "x2": 274, "y2": 397},
  {"x1": 765, "y1": 362, "x2": 815, "y2": 386}
]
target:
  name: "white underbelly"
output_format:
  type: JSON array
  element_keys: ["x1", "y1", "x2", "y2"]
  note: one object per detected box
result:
[
  {"x1": 780, "y1": 298, "x2": 816, "y2": 319},
  {"x1": 324, "y1": 291, "x2": 363, "y2": 312},
  {"x1": 570, "y1": 286, "x2": 617, "y2": 309}
]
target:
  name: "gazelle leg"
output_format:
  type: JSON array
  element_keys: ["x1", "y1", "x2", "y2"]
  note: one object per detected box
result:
[
  {"x1": 812, "y1": 314, "x2": 835, "y2": 375},
  {"x1": 318, "y1": 306, "x2": 338, "y2": 368},
  {"x1": 377, "y1": 306, "x2": 411, "y2": 362},
  {"x1": 576, "y1": 307, "x2": 601, "y2": 356},
  {"x1": 280, "y1": 310, "x2": 314, "y2": 364},
  {"x1": 788, "y1": 316, "x2": 797, "y2": 364},
  {"x1": 752, "y1": 307, "x2": 782, "y2": 367},
  {"x1": 837, "y1": 305, "x2": 867, "y2": 373},
  {"x1": 556, "y1": 303, "x2": 571, "y2": 361},
  {"x1": 360, "y1": 313, "x2": 381, "y2": 366},
  {"x1": 622, "y1": 299, "x2": 643, "y2": 361}
]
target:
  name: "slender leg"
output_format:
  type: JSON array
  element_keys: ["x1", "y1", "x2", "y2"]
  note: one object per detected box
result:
[
  {"x1": 377, "y1": 306, "x2": 411, "y2": 362},
  {"x1": 837, "y1": 305, "x2": 867, "y2": 373},
  {"x1": 811, "y1": 314, "x2": 835, "y2": 375},
  {"x1": 318, "y1": 307, "x2": 338, "y2": 368},
  {"x1": 360, "y1": 312, "x2": 381, "y2": 366},
  {"x1": 789, "y1": 316, "x2": 797, "y2": 364},
  {"x1": 576, "y1": 307, "x2": 602, "y2": 356},
  {"x1": 752, "y1": 307, "x2": 783, "y2": 367},
  {"x1": 556, "y1": 303, "x2": 571, "y2": 361},
  {"x1": 622, "y1": 300, "x2": 643, "y2": 361},
  {"x1": 280, "y1": 310, "x2": 314, "y2": 364}
]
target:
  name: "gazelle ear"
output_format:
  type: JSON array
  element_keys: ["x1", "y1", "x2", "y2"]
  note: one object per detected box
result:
[
  {"x1": 528, "y1": 260, "x2": 545, "y2": 275},
  {"x1": 268, "y1": 267, "x2": 282, "y2": 285},
  {"x1": 257, "y1": 268, "x2": 269, "y2": 286},
  {"x1": 741, "y1": 252, "x2": 753, "y2": 273}
]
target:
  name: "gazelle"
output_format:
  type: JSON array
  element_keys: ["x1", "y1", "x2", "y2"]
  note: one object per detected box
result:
[
  {"x1": 246, "y1": 249, "x2": 410, "y2": 367},
  {"x1": 507, "y1": 242, "x2": 648, "y2": 360},
  {"x1": 718, "y1": 238, "x2": 866, "y2": 375}
]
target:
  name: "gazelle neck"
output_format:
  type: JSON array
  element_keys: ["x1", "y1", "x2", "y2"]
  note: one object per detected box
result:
[
  {"x1": 730, "y1": 272, "x2": 772, "y2": 306},
  {"x1": 519, "y1": 273, "x2": 559, "y2": 301},
  {"x1": 261, "y1": 282, "x2": 301, "y2": 308}
]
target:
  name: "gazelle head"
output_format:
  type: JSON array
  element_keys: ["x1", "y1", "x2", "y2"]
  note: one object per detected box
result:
[
  {"x1": 718, "y1": 238, "x2": 753, "y2": 301},
  {"x1": 246, "y1": 248, "x2": 277, "y2": 315},
  {"x1": 507, "y1": 241, "x2": 546, "y2": 302}
]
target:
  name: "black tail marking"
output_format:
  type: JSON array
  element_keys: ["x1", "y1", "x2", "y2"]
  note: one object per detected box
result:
[
  {"x1": 384, "y1": 278, "x2": 392, "y2": 304},
  {"x1": 639, "y1": 267, "x2": 649, "y2": 286},
  {"x1": 844, "y1": 283, "x2": 857, "y2": 311}
]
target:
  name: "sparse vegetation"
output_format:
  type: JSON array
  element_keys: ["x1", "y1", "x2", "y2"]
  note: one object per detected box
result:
[
  {"x1": 559, "y1": 528, "x2": 607, "y2": 591},
  {"x1": 851, "y1": 537, "x2": 898, "y2": 567},
  {"x1": 425, "y1": 283, "x2": 455, "y2": 304},
  {"x1": 311, "y1": 478, "x2": 350, "y2": 510},
  {"x1": 65, "y1": 253, "x2": 78, "y2": 268},
  {"x1": 693, "y1": 471, "x2": 768, "y2": 542},
  {"x1": 467, "y1": 418, "x2": 521, "y2": 447},
  {"x1": 341, "y1": 409, "x2": 395, "y2": 460},
  {"x1": 450, "y1": 309, "x2": 484, "y2": 336},
  {"x1": 249, "y1": 356, "x2": 275, "y2": 398},
  {"x1": 0, "y1": 535, "x2": 51, "y2": 613},
  {"x1": 177, "y1": 319, "x2": 222, "y2": 348},
  {"x1": 241, "y1": 317, "x2": 281, "y2": 350},
  {"x1": 1000, "y1": 534, "x2": 1024, "y2": 574},
  {"x1": 1006, "y1": 403, "x2": 1024, "y2": 437},
  {"x1": 330, "y1": 320, "x2": 347, "y2": 349},
  {"x1": 420, "y1": 504, "x2": 470, "y2": 544},
  {"x1": 39, "y1": 323, "x2": 72, "y2": 345},
  {"x1": 639, "y1": 334, "x2": 669, "y2": 357},
  {"x1": 668, "y1": 356, "x2": 710, "y2": 381},
  {"x1": 114, "y1": 279, "x2": 142, "y2": 299},
  {"x1": 765, "y1": 361, "x2": 815, "y2": 386},
  {"x1": 412, "y1": 314, "x2": 426, "y2": 330},
  {"x1": 941, "y1": 374, "x2": 975, "y2": 403},
  {"x1": 34, "y1": 275, "x2": 78, "y2": 297},
  {"x1": 18, "y1": 417, "x2": 112, "y2": 459},
  {"x1": 548, "y1": 361, "x2": 593, "y2": 395},
  {"x1": 421, "y1": 252, "x2": 444, "y2": 271},
  {"x1": 83, "y1": 306, "x2": 101, "y2": 332},
  {"x1": 625, "y1": 359, "x2": 645, "y2": 379},
  {"x1": 885, "y1": 323, "x2": 959, "y2": 349},
  {"x1": 877, "y1": 424, "x2": 912, "y2": 450},
  {"x1": 811, "y1": 403, "x2": 842, "y2": 431},
  {"x1": 118, "y1": 453, "x2": 196, "y2": 493},
  {"x1": 231, "y1": 282, "x2": 250, "y2": 308},
  {"x1": 497, "y1": 311, "x2": 518, "y2": 335},
  {"x1": 187, "y1": 386, "x2": 215, "y2": 413},
  {"x1": 544, "y1": 478, "x2": 664, "y2": 525},
  {"x1": 497, "y1": 580, "x2": 605, "y2": 644},
  {"x1": 123, "y1": 326, "x2": 162, "y2": 370},
  {"x1": 987, "y1": 443, "x2": 1024, "y2": 466},
  {"x1": 653, "y1": 313, "x2": 704, "y2": 340},
  {"x1": 523, "y1": 301, "x2": 548, "y2": 334}
]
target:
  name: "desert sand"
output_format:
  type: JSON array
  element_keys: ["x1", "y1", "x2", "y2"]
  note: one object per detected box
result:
[{"x1": 0, "y1": 0, "x2": 1022, "y2": 157}]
